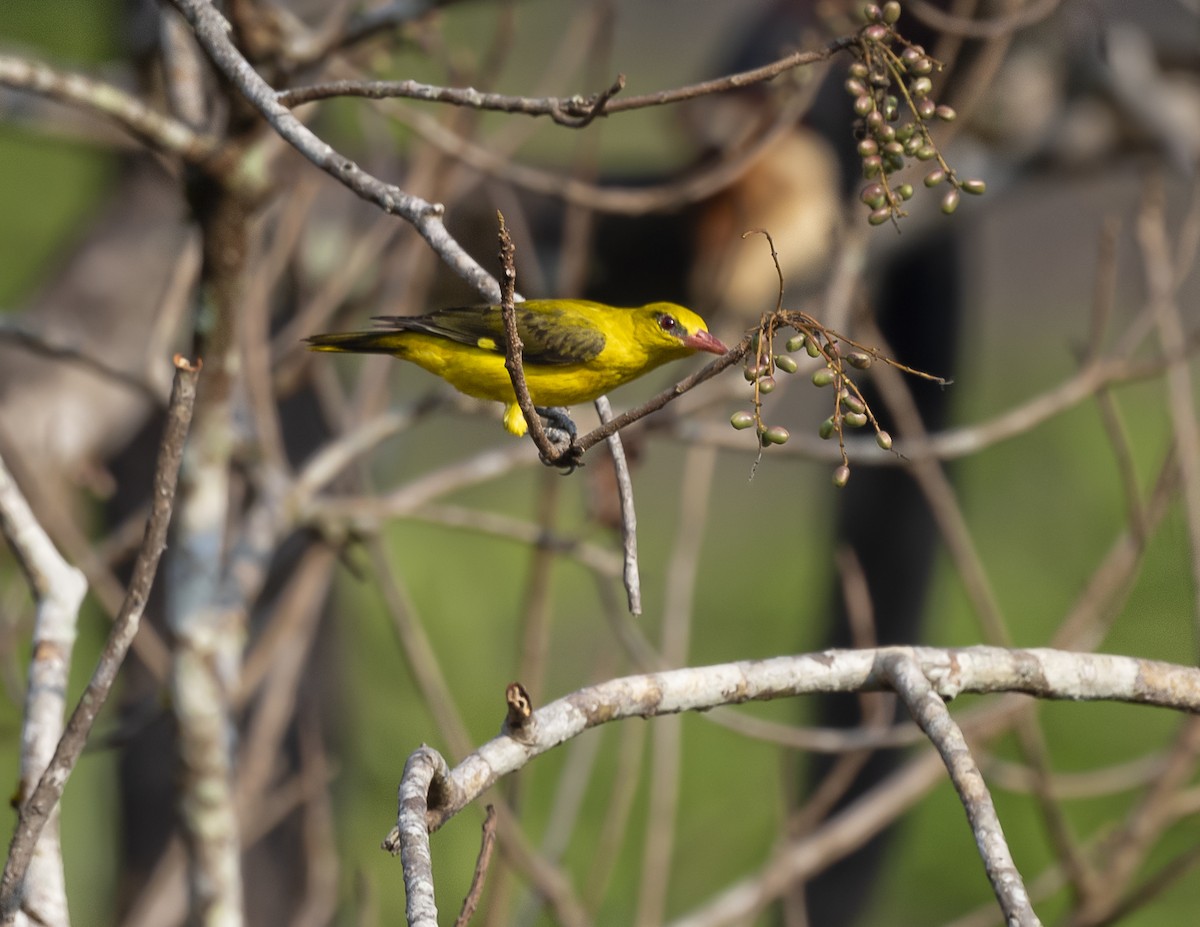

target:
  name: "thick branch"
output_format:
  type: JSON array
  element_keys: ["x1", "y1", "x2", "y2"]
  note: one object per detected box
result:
[
  {"x1": 389, "y1": 646, "x2": 1200, "y2": 836},
  {"x1": 883, "y1": 653, "x2": 1041, "y2": 926}
]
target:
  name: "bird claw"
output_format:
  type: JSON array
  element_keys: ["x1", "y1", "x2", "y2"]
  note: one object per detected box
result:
[
  {"x1": 536, "y1": 406, "x2": 583, "y2": 472},
  {"x1": 535, "y1": 406, "x2": 577, "y2": 440}
]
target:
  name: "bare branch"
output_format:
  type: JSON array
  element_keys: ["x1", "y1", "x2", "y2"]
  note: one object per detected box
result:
[
  {"x1": 495, "y1": 212, "x2": 560, "y2": 461},
  {"x1": 277, "y1": 37, "x2": 852, "y2": 123},
  {"x1": 166, "y1": 0, "x2": 501, "y2": 302},
  {"x1": 384, "y1": 647, "x2": 1200, "y2": 926},
  {"x1": 882, "y1": 653, "x2": 1041, "y2": 926},
  {"x1": 402, "y1": 647, "x2": 1200, "y2": 835},
  {"x1": 0, "y1": 357, "x2": 200, "y2": 924},
  {"x1": 453, "y1": 806, "x2": 498, "y2": 927},
  {"x1": 0, "y1": 53, "x2": 220, "y2": 161},
  {"x1": 1137, "y1": 177, "x2": 1200, "y2": 646},
  {"x1": 594, "y1": 396, "x2": 641, "y2": 615},
  {"x1": 0, "y1": 440, "x2": 88, "y2": 927},
  {"x1": 575, "y1": 337, "x2": 750, "y2": 455}
]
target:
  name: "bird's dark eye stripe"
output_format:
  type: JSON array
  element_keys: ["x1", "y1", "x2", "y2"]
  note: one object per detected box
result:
[{"x1": 657, "y1": 313, "x2": 679, "y2": 333}]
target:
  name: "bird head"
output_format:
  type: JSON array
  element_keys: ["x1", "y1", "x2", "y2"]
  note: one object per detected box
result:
[{"x1": 643, "y1": 302, "x2": 728, "y2": 357}]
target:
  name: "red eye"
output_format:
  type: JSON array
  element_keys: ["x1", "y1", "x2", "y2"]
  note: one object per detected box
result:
[{"x1": 658, "y1": 314, "x2": 679, "y2": 334}]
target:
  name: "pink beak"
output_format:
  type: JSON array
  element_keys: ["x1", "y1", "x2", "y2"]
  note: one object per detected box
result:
[{"x1": 685, "y1": 329, "x2": 728, "y2": 355}]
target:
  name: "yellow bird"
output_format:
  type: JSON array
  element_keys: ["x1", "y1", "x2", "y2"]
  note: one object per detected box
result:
[{"x1": 306, "y1": 299, "x2": 728, "y2": 436}]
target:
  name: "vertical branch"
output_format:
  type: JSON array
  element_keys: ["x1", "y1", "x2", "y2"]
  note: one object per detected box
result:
[
  {"x1": 882, "y1": 653, "x2": 1042, "y2": 927},
  {"x1": 0, "y1": 458, "x2": 86, "y2": 927},
  {"x1": 496, "y1": 211, "x2": 557, "y2": 460},
  {"x1": 594, "y1": 396, "x2": 642, "y2": 616},
  {"x1": 1137, "y1": 178, "x2": 1200, "y2": 649},
  {"x1": 167, "y1": 178, "x2": 251, "y2": 926},
  {"x1": 635, "y1": 445, "x2": 717, "y2": 927},
  {"x1": 0, "y1": 358, "x2": 199, "y2": 925}
]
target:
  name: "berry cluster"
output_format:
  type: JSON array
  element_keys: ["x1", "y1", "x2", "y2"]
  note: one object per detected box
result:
[
  {"x1": 850, "y1": 2, "x2": 986, "y2": 225},
  {"x1": 732, "y1": 309, "x2": 949, "y2": 486}
]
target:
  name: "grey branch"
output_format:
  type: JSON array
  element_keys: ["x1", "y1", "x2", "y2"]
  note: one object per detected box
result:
[
  {"x1": 0, "y1": 53, "x2": 219, "y2": 161},
  {"x1": 0, "y1": 358, "x2": 200, "y2": 924},
  {"x1": 882, "y1": 652, "x2": 1042, "y2": 926},
  {"x1": 385, "y1": 646, "x2": 1200, "y2": 927},
  {"x1": 167, "y1": 0, "x2": 501, "y2": 302}
]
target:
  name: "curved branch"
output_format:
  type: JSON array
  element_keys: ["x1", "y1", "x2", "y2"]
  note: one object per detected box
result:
[
  {"x1": 167, "y1": 0, "x2": 502, "y2": 302},
  {"x1": 0, "y1": 53, "x2": 220, "y2": 162},
  {"x1": 401, "y1": 646, "x2": 1200, "y2": 834}
]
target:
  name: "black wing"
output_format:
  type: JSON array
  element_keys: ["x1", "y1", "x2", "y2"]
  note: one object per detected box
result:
[{"x1": 372, "y1": 301, "x2": 606, "y2": 366}]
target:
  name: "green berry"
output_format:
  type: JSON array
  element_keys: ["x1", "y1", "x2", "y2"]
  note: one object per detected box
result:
[
  {"x1": 841, "y1": 393, "x2": 866, "y2": 414},
  {"x1": 730, "y1": 411, "x2": 755, "y2": 430},
  {"x1": 860, "y1": 183, "x2": 886, "y2": 208},
  {"x1": 941, "y1": 187, "x2": 960, "y2": 214},
  {"x1": 847, "y1": 352, "x2": 873, "y2": 369},
  {"x1": 876, "y1": 430, "x2": 893, "y2": 450},
  {"x1": 812, "y1": 368, "x2": 835, "y2": 387},
  {"x1": 774, "y1": 354, "x2": 798, "y2": 374},
  {"x1": 758, "y1": 375, "x2": 777, "y2": 394},
  {"x1": 962, "y1": 178, "x2": 987, "y2": 195},
  {"x1": 819, "y1": 417, "x2": 836, "y2": 440},
  {"x1": 763, "y1": 426, "x2": 790, "y2": 445},
  {"x1": 833, "y1": 465, "x2": 851, "y2": 487},
  {"x1": 785, "y1": 333, "x2": 807, "y2": 353},
  {"x1": 844, "y1": 411, "x2": 868, "y2": 427}
]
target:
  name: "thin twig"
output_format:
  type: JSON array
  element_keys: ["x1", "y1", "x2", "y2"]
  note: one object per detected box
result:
[
  {"x1": 277, "y1": 37, "x2": 853, "y2": 122},
  {"x1": 681, "y1": 336, "x2": 1200, "y2": 464},
  {"x1": 1136, "y1": 176, "x2": 1200, "y2": 649},
  {"x1": 0, "y1": 356, "x2": 200, "y2": 923},
  {"x1": 495, "y1": 211, "x2": 559, "y2": 462},
  {"x1": 576, "y1": 339, "x2": 750, "y2": 454},
  {"x1": 0, "y1": 323, "x2": 167, "y2": 404},
  {"x1": 594, "y1": 396, "x2": 641, "y2": 615},
  {"x1": 454, "y1": 807, "x2": 499, "y2": 927}
]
